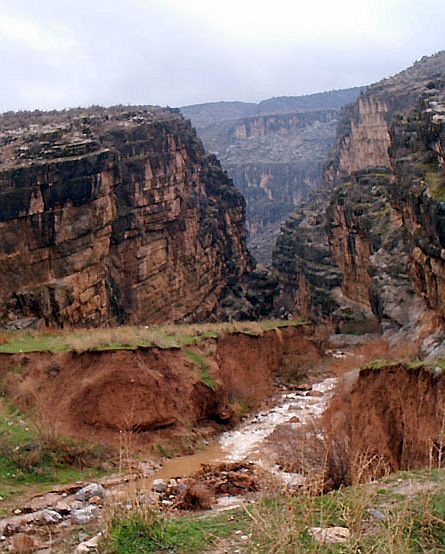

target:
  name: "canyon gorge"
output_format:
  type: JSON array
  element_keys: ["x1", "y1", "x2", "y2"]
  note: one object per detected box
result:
[
  {"x1": 1, "y1": 50, "x2": 445, "y2": 554},
  {"x1": 273, "y1": 51, "x2": 445, "y2": 351},
  {"x1": 181, "y1": 88, "x2": 363, "y2": 262}
]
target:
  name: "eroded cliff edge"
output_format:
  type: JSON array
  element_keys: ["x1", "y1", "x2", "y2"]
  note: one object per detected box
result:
[
  {"x1": 0, "y1": 106, "x2": 254, "y2": 327},
  {"x1": 0, "y1": 323, "x2": 318, "y2": 446},
  {"x1": 273, "y1": 51, "x2": 445, "y2": 346}
]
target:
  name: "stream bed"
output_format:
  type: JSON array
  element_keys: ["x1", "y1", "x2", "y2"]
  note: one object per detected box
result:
[{"x1": 149, "y1": 376, "x2": 338, "y2": 487}]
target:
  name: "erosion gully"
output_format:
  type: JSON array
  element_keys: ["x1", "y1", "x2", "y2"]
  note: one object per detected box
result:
[
  {"x1": 0, "y1": 374, "x2": 338, "y2": 552},
  {"x1": 150, "y1": 376, "x2": 337, "y2": 486}
]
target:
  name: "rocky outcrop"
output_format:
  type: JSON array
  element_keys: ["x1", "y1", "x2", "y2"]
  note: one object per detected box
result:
[
  {"x1": 0, "y1": 107, "x2": 253, "y2": 327},
  {"x1": 390, "y1": 87, "x2": 445, "y2": 322},
  {"x1": 182, "y1": 89, "x2": 363, "y2": 263},
  {"x1": 273, "y1": 52, "x2": 445, "y2": 339}
]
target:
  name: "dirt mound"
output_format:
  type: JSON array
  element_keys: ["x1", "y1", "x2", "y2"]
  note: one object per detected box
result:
[
  {"x1": 321, "y1": 363, "x2": 445, "y2": 483},
  {"x1": 0, "y1": 326, "x2": 319, "y2": 448},
  {"x1": 153, "y1": 462, "x2": 258, "y2": 511}
]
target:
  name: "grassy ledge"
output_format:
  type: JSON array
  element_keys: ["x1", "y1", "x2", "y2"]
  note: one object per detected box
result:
[
  {"x1": 0, "y1": 319, "x2": 307, "y2": 354},
  {"x1": 360, "y1": 358, "x2": 445, "y2": 374}
]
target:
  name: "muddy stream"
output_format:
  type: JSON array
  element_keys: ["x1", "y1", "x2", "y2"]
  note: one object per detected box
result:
[
  {"x1": 0, "y1": 376, "x2": 338, "y2": 552},
  {"x1": 149, "y1": 376, "x2": 337, "y2": 487}
]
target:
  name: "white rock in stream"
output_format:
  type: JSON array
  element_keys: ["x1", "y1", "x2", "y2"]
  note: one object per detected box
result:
[{"x1": 219, "y1": 378, "x2": 337, "y2": 462}]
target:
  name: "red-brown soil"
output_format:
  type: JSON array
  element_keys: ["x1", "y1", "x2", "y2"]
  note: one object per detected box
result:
[
  {"x1": 0, "y1": 326, "x2": 319, "y2": 448},
  {"x1": 322, "y1": 363, "x2": 445, "y2": 482}
]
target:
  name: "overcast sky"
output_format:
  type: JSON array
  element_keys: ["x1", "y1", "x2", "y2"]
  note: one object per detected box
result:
[{"x1": 0, "y1": 0, "x2": 444, "y2": 112}]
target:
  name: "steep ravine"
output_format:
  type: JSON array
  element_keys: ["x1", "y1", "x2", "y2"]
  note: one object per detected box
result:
[
  {"x1": 273, "y1": 51, "x2": 445, "y2": 344},
  {"x1": 182, "y1": 89, "x2": 363, "y2": 263}
]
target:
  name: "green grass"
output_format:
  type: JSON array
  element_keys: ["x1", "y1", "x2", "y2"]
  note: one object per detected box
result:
[
  {"x1": 360, "y1": 359, "x2": 400, "y2": 371},
  {"x1": 103, "y1": 509, "x2": 245, "y2": 553},
  {"x1": 0, "y1": 398, "x2": 107, "y2": 504},
  {"x1": 409, "y1": 358, "x2": 445, "y2": 371},
  {"x1": 425, "y1": 170, "x2": 445, "y2": 201},
  {"x1": 420, "y1": 160, "x2": 445, "y2": 202},
  {"x1": 184, "y1": 349, "x2": 217, "y2": 390},
  {"x1": 0, "y1": 319, "x2": 308, "y2": 354},
  {"x1": 360, "y1": 358, "x2": 445, "y2": 376},
  {"x1": 100, "y1": 469, "x2": 445, "y2": 553}
]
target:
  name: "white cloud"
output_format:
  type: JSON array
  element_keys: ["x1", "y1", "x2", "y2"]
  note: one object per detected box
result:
[
  {"x1": 0, "y1": 10, "x2": 79, "y2": 54},
  {"x1": 0, "y1": 0, "x2": 443, "y2": 110}
]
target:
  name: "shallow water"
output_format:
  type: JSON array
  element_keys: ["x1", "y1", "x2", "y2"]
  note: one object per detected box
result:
[
  {"x1": 149, "y1": 377, "x2": 337, "y2": 485},
  {"x1": 220, "y1": 377, "x2": 337, "y2": 462}
]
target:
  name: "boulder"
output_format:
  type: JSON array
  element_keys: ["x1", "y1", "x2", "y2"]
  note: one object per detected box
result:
[
  {"x1": 71, "y1": 506, "x2": 98, "y2": 525},
  {"x1": 39, "y1": 509, "x2": 62, "y2": 524},
  {"x1": 151, "y1": 479, "x2": 168, "y2": 493},
  {"x1": 74, "y1": 483, "x2": 105, "y2": 502}
]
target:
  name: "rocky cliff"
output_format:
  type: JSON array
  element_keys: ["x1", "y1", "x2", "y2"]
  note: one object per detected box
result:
[
  {"x1": 0, "y1": 106, "x2": 253, "y2": 328},
  {"x1": 273, "y1": 52, "x2": 445, "y2": 342},
  {"x1": 181, "y1": 88, "x2": 363, "y2": 263}
]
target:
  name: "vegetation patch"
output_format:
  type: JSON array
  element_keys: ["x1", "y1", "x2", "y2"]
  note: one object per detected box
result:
[
  {"x1": 421, "y1": 160, "x2": 445, "y2": 202},
  {"x1": 0, "y1": 319, "x2": 307, "y2": 354},
  {"x1": 184, "y1": 348, "x2": 216, "y2": 390},
  {"x1": 100, "y1": 469, "x2": 445, "y2": 553},
  {"x1": 245, "y1": 469, "x2": 445, "y2": 553},
  {"x1": 101, "y1": 508, "x2": 244, "y2": 553},
  {"x1": 0, "y1": 397, "x2": 108, "y2": 504},
  {"x1": 360, "y1": 358, "x2": 400, "y2": 371}
]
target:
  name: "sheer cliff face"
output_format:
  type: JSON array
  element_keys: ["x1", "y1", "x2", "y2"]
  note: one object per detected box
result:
[
  {"x1": 181, "y1": 89, "x2": 363, "y2": 263},
  {"x1": 390, "y1": 88, "x2": 445, "y2": 322},
  {"x1": 0, "y1": 107, "x2": 252, "y2": 327},
  {"x1": 273, "y1": 52, "x2": 445, "y2": 337}
]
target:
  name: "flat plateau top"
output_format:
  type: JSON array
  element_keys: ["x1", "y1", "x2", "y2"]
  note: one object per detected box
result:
[{"x1": 0, "y1": 105, "x2": 181, "y2": 170}]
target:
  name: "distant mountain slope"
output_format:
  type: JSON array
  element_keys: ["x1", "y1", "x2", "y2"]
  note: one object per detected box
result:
[
  {"x1": 179, "y1": 101, "x2": 257, "y2": 128},
  {"x1": 257, "y1": 87, "x2": 365, "y2": 114}
]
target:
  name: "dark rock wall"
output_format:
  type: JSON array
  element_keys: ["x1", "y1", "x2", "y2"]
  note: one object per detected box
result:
[{"x1": 0, "y1": 107, "x2": 252, "y2": 327}]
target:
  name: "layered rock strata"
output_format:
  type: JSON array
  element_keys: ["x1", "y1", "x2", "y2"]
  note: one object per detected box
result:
[
  {"x1": 273, "y1": 52, "x2": 445, "y2": 337},
  {"x1": 0, "y1": 107, "x2": 253, "y2": 327},
  {"x1": 182, "y1": 89, "x2": 363, "y2": 263}
]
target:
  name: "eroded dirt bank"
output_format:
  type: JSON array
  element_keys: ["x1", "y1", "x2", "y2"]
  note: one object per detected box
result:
[
  {"x1": 326, "y1": 363, "x2": 445, "y2": 477},
  {"x1": 0, "y1": 325, "x2": 319, "y2": 447}
]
